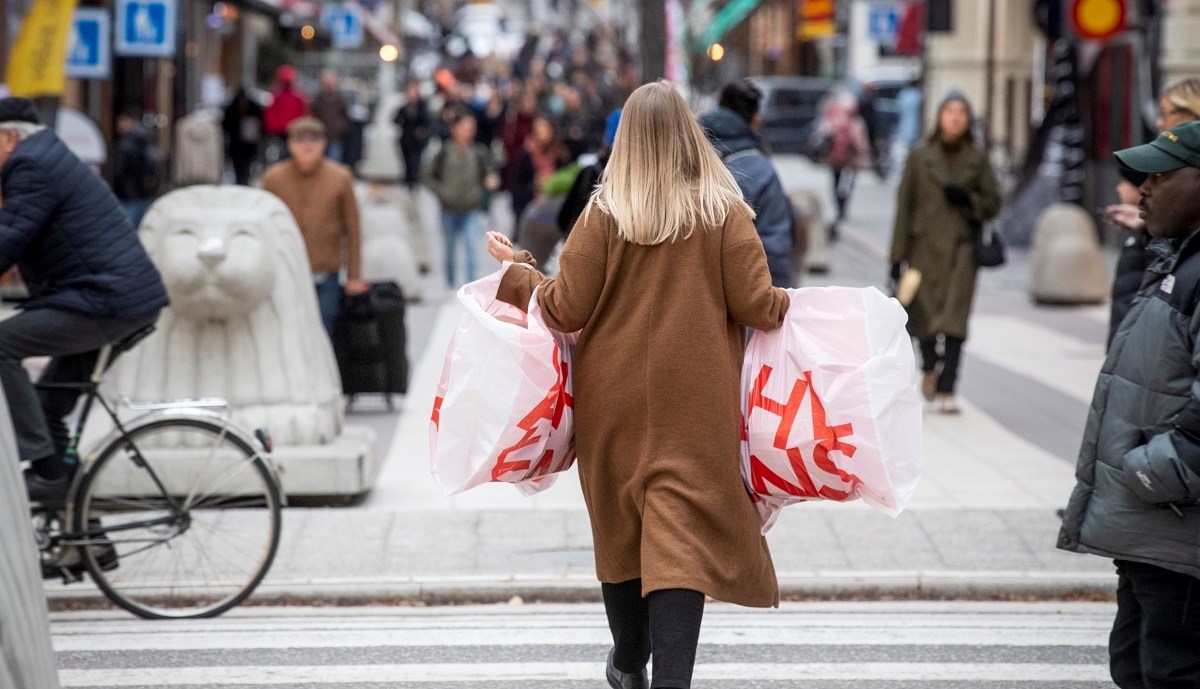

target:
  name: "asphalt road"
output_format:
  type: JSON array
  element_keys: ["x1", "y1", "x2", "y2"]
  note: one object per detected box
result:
[{"x1": 51, "y1": 601, "x2": 1117, "y2": 688}]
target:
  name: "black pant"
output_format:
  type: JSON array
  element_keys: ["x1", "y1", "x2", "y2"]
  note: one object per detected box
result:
[
  {"x1": 1110, "y1": 560, "x2": 1200, "y2": 688},
  {"x1": 400, "y1": 143, "x2": 424, "y2": 188},
  {"x1": 0, "y1": 308, "x2": 156, "y2": 463},
  {"x1": 919, "y1": 335, "x2": 965, "y2": 394},
  {"x1": 602, "y1": 579, "x2": 705, "y2": 689},
  {"x1": 832, "y1": 167, "x2": 856, "y2": 220},
  {"x1": 230, "y1": 152, "x2": 255, "y2": 186}
]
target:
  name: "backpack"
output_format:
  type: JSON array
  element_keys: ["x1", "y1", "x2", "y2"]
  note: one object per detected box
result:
[{"x1": 429, "y1": 142, "x2": 493, "y2": 211}]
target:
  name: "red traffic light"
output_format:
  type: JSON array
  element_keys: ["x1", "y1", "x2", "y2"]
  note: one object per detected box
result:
[{"x1": 1069, "y1": 0, "x2": 1126, "y2": 41}]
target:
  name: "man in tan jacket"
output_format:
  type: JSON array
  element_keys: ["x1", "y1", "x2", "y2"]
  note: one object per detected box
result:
[{"x1": 262, "y1": 117, "x2": 368, "y2": 335}]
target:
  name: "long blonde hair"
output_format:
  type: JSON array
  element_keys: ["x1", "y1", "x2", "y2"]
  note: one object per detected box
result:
[{"x1": 592, "y1": 80, "x2": 752, "y2": 245}]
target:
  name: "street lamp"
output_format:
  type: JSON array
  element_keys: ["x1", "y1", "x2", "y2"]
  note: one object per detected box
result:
[
  {"x1": 707, "y1": 43, "x2": 725, "y2": 61},
  {"x1": 300, "y1": 24, "x2": 316, "y2": 40},
  {"x1": 380, "y1": 44, "x2": 400, "y2": 62}
]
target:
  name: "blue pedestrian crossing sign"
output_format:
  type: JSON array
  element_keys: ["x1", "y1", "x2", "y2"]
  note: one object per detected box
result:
[
  {"x1": 66, "y1": 8, "x2": 111, "y2": 80},
  {"x1": 115, "y1": 0, "x2": 177, "y2": 58},
  {"x1": 868, "y1": 3, "x2": 901, "y2": 44},
  {"x1": 322, "y1": 5, "x2": 364, "y2": 50}
]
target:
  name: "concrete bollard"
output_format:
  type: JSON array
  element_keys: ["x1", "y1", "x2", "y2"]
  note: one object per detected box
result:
[
  {"x1": 358, "y1": 185, "x2": 424, "y2": 301},
  {"x1": 1030, "y1": 203, "x2": 1110, "y2": 305},
  {"x1": 790, "y1": 191, "x2": 830, "y2": 274},
  {"x1": 358, "y1": 94, "x2": 403, "y2": 183},
  {"x1": 0, "y1": 387, "x2": 62, "y2": 689}
]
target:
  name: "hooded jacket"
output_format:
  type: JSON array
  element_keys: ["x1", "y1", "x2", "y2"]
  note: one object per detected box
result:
[
  {"x1": 0, "y1": 130, "x2": 168, "y2": 319},
  {"x1": 699, "y1": 108, "x2": 794, "y2": 287},
  {"x1": 1058, "y1": 232, "x2": 1200, "y2": 579}
]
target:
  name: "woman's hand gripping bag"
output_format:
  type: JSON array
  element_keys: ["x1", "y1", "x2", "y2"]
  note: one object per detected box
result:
[
  {"x1": 741, "y1": 287, "x2": 923, "y2": 532},
  {"x1": 430, "y1": 265, "x2": 578, "y2": 496}
]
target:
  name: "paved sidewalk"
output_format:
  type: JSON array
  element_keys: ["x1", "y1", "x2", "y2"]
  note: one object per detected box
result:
[{"x1": 45, "y1": 157, "x2": 1118, "y2": 607}]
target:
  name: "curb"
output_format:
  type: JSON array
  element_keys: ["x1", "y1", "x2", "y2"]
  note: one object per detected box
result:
[{"x1": 45, "y1": 571, "x2": 1118, "y2": 610}]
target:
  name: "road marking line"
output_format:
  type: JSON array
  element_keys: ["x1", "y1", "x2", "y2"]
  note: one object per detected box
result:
[{"x1": 59, "y1": 661, "x2": 1110, "y2": 686}]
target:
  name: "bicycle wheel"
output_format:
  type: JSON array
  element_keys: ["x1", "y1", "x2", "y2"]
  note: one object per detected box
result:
[{"x1": 73, "y1": 417, "x2": 282, "y2": 619}]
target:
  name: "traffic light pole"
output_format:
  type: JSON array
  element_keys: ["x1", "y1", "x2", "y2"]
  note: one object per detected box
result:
[{"x1": 641, "y1": 0, "x2": 666, "y2": 81}]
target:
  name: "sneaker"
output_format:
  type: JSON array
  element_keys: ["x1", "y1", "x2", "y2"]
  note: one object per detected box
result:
[
  {"x1": 24, "y1": 469, "x2": 71, "y2": 505},
  {"x1": 921, "y1": 372, "x2": 938, "y2": 402},
  {"x1": 937, "y1": 394, "x2": 962, "y2": 415}
]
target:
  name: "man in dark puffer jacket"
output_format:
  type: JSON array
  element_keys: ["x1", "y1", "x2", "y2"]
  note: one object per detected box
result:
[
  {"x1": 0, "y1": 98, "x2": 168, "y2": 500},
  {"x1": 699, "y1": 80, "x2": 795, "y2": 288},
  {"x1": 1058, "y1": 121, "x2": 1200, "y2": 688}
]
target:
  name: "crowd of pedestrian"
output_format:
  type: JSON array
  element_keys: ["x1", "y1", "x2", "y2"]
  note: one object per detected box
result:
[{"x1": 388, "y1": 33, "x2": 637, "y2": 287}]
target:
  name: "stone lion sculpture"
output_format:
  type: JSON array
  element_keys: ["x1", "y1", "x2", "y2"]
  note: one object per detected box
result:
[{"x1": 102, "y1": 185, "x2": 377, "y2": 495}]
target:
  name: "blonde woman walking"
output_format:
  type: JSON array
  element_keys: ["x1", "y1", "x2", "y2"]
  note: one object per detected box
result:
[{"x1": 485, "y1": 81, "x2": 788, "y2": 689}]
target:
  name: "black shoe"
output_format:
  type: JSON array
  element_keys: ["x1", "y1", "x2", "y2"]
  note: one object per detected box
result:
[
  {"x1": 24, "y1": 469, "x2": 71, "y2": 504},
  {"x1": 606, "y1": 649, "x2": 648, "y2": 689}
]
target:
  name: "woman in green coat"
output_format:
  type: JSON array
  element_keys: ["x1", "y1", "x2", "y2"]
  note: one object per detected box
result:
[{"x1": 889, "y1": 90, "x2": 1001, "y2": 414}]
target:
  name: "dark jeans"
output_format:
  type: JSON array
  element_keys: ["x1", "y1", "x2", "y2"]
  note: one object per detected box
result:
[
  {"x1": 314, "y1": 273, "x2": 341, "y2": 337},
  {"x1": 919, "y1": 335, "x2": 965, "y2": 394},
  {"x1": 400, "y1": 143, "x2": 424, "y2": 188},
  {"x1": 1110, "y1": 560, "x2": 1200, "y2": 688},
  {"x1": 602, "y1": 579, "x2": 705, "y2": 689},
  {"x1": 0, "y1": 308, "x2": 157, "y2": 464},
  {"x1": 231, "y1": 152, "x2": 255, "y2": 186},
  {"x1": 441, "y1": 210, "x2": 480, "y2": 288},
  {"x1": 832, "y1": 167, "x2": 857, "y2": 220}
]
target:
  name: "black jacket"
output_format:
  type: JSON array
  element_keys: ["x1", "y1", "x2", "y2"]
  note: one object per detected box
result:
[
  {"x1": 0, "y1": 130, "x2": 168, "y2": 318},
  {"x1": 1108, "y1": 231, "x2": 1152, "y2": 349},
  {"x1": 557, "y1": 156, "x2": 605, "y2": 236},
  {"x1": 112, "y1": 127, "x2": 156, "y2": 201},
  {"x1": 394, "y1": 100, "x2": 430, "y2": 149}
]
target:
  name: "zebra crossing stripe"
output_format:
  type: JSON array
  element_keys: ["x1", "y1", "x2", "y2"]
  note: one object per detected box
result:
[{"x1": 59, "y1": 661, "x2": 1111, "y2": 686}]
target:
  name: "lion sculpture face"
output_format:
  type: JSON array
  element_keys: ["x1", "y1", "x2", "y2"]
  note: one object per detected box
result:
[{"x1": 150, "y1": 193, "x2": 280, "y2": 320}]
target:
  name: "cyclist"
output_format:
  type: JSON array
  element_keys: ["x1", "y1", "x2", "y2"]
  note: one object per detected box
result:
[{"x1": 0, "y1": 97, "x2": 168, "y2": 500}]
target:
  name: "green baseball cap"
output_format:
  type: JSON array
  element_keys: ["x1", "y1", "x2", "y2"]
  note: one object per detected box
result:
[{"x1": 1115, "y1": 120, "x2": 1200, "y2": 174}]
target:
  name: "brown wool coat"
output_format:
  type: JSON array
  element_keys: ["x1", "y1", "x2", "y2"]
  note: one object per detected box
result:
[
  {"x1": 889, "y1": 140, "x2": 1001, "y2": 340},
  {"x1": 497, "y1": 202, "x2": 790, "y2": 607}
]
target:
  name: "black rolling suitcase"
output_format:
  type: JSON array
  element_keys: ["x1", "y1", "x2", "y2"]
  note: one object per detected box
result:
[{"x1": 334, "y1": 281, "x2": 409, "y2": 410}]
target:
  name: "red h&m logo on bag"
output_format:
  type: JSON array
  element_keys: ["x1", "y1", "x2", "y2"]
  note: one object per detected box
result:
[
  {"x1": 491, "y1": 346, "x2": 575, "y2": 482},
  {"x1": 745, "y1": 365, "x2": 861, "y2": 500}
]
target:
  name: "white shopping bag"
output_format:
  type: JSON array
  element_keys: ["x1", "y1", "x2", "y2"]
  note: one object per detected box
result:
[
  {"x1": 430, "y1": 265, "x2": 577, "y2": 496},
  {"x1": 741, "y1": 286, "x2": 923, "y2": 532}
]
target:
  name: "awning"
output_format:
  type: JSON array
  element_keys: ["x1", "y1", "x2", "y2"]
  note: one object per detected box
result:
[{"x1": 696, "y1": 0, "x2": 765, "y2": 49}]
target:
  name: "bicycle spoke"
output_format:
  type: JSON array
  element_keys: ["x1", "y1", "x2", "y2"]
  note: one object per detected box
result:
[{"x1": 76, "y1": 419, "x2": 280, "y2": 618}]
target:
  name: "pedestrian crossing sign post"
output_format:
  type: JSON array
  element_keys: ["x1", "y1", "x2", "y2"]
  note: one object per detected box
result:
[
  {"x1": 114, "y1": 0, "x2": 177, "y2": 58},
  {"x1": 868, "y1": 3, "x2": 901, "y2": 44},
  {"x1": 66, "y1": 8, "x2": 111, "y2": 79},
  {"x1": 322, "y1": 5, "x2": 364, "y2": 50}
]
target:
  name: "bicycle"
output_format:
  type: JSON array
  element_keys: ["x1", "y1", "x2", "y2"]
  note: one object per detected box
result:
[{"x1": 30, "y1": 325, "x2": 284, "y2": 619}]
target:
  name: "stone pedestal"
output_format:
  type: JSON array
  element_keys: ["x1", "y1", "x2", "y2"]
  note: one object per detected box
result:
[
  {"x1": 98, "y1": 185, "x2": 379, "y2": 497},
  {"x1": 1030, "y1": 203, "x2": 1110, "y2": 305}
]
